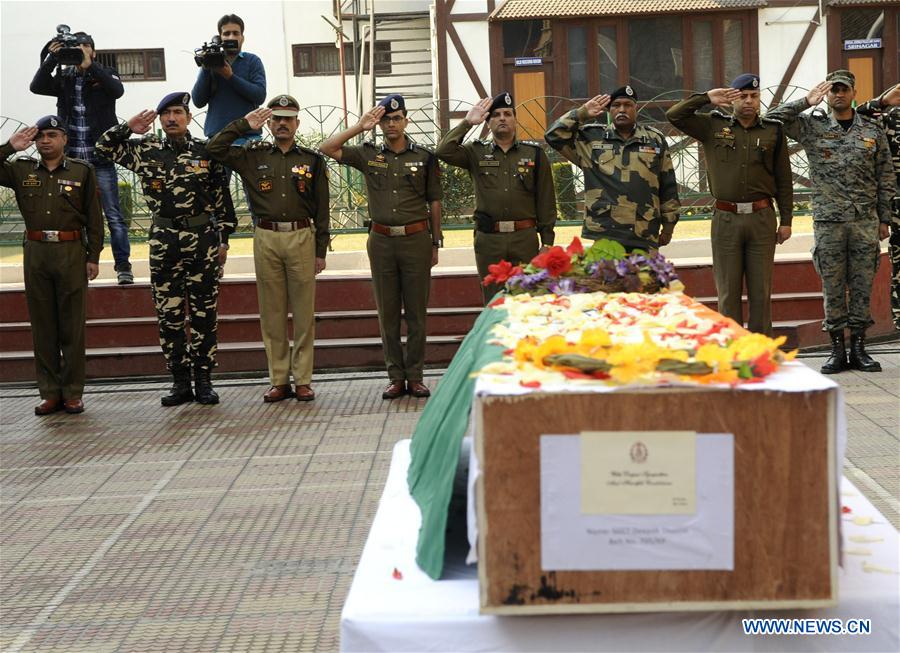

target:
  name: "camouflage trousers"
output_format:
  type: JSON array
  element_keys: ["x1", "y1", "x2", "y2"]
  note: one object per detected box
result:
[
  {"x1": 891, "y1": 219, "x2": 899, "y2": 330},
  {"x1": 811, "y1": 219, "x2": 880, "y2": 332},
  {"x1": 148, "y1": 223, "x2": 220, "y2": 371}
]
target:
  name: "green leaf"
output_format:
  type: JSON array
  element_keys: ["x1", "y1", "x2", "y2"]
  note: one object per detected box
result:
[
  {"x1": 584, "y1": 238, "x2": 627, "y2": 264},
  {"x1": 655, "y1": 359, "x2": 713, "y2": 375},
  {"x1": 544, "y1": 353, "x2": 612, "y2": 373}
]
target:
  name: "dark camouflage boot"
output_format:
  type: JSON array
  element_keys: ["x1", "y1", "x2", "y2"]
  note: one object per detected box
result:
[
  {"x1": 161, "y1": 367, "x2": 194, "y2": 406},
  {"x1": 194, "y1": 368, "x2": 219, "y2": 405},
  {"x1": 849, "y1": 331, "x2": 881, "y2": 372},
  {"x1": 820, "y1": 330, "x2": 849, "y2": 375}
]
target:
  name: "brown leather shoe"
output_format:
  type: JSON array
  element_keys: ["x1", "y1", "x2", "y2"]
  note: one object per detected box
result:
[
  {"x1": 34, "y1": 398, "x2": 63, "y2": 416},
  {"x1": 63, "y1": 398, "x2": 85, "y2": 414},
  {"x1": 382, "y1": 381, "x2": 406, "y2": 400},
  {"x1": 407, "y1": 381, "x2": 431, "y2": 398},
  {"x1": 295, "y1": 384, "x2": 315, "y2": 401},
  {"x1": 263, "y1": 385, "x2": 294, "y2": 403}
]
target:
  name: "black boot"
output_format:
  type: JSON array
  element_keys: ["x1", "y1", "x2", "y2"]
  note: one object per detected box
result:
[
  {"x1": 820, "y1": 330, "x2": 849, "y2": 375},
  {"x1": 194, "y1": 368, "x2": 220, "y2": 404},
  {"x1": 161, "y1": 368, "x2": 194, "y2": 406},
  {"x1": 849, "y1": 331, "x2": 882, "y2": 372}
]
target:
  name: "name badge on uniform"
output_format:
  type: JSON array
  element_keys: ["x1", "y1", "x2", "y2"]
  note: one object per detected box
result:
[
  {"x1": 258, "y1": 179, "x2": 274, "y2": 192},
  {"x1": 367, "y1": 160, "x2": 388, "y2": 169},
  {"x1": 638, "y1": 146, "x2": 660, "y2": 154},
  {"x1": 22, "y1": 174, "x2": 41, "y2": 187},
  {"x1": 150, "y1": 179, "x2": 164, "y2": 192},
  {"x1": 478, "y1": 160, "x2": 500, "y2": 167},
  {"x1": 591, "y1": 143, "x2": 613, "y2": 150},
  {"x1": 821, "y1": 133, "x2": 839, "y2": 139}
]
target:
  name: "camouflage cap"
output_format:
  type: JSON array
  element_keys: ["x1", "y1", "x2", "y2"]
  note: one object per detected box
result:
[{"x1": 826, "y1": 69, "x2": 855, "y2": 89}]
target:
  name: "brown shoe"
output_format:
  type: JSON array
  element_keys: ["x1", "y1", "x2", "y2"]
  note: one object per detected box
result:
[
  {"x1": 407, "y1": 381, "x2": 431, "y2": 398},
  {"x1": 263, "y1": 385, "x2": 294, "y2": 403},
  {"x1": 295, "y1": 384, "x2": 315, "y2": 401},
  {"x1": 35, "y1": 398, "x2": 63, "y2": 416},
  {"x1": 382, "y1": 381, "x2": 406, "y2": 400},
  {"x1": 63, "y1": 398, "x2": 85, "y2": 414}
]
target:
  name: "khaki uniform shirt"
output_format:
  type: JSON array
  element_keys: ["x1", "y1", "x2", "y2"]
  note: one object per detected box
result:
[
  {"x1": 0, "y1": 143, "x2": 103, "y2": 262},
  {"x1": 208, "y1": 118, "x2": 331, "y2": 258},
  {"x1": 341, "y1": 140, "x2": 442, "y2": 226},
  {"x1": 435, "y1": 120, "x2": 556, "y2": 245},
  {"x1": 667, "y1": 92, "x2": 793, "y2": 225}
]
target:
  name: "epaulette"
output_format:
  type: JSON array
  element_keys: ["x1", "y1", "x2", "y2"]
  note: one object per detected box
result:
[
  {"x1": 710, "y1": 109, "x2": 733, "y2": 121},
  {"x1": 68, "y1": 158, "x2": 95, "y2": 169},
  {"x1": 411, "y1": 142, "x2": 434, "y2": 155},
  {"x1": 15, "y1": 155, "x2": 36, "y2": 162},
  {"x1": 363, "y1": 140, "x2": 378, "y2": 149},
  {"x1": 761, "y1": 116, "x2": 783, "y2": 126},
  {"x1": 474, "y1": 138, "x2": 491, "y2": 146},
  {"x1": 857, "y1": 113, "x2": 880, "y2": 127},
  {"x1": 810, "y1": 108, "x2": 829, "y2": 120},
  {"x1": 248, "y1": 139, "x2": 274, "y2": 150},
  {"x1": 520, "y1": 140, "x2": 543, "y2": 149},
  {"x1": 298, "y1": 145, "x2": 323, "y2": 159},
  {"x1": 642, "y1": 125, "x2": 667, "y2": 140}
]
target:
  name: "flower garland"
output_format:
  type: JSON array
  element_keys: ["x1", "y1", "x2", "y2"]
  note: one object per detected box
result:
[{"x1": 483, "y1": 237, "x2": 682, "y2": 296}]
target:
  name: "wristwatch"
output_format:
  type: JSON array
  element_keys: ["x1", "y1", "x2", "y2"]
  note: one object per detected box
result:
[{"x1": 432, "y1": 236, "x2": 443, "y2": 249}]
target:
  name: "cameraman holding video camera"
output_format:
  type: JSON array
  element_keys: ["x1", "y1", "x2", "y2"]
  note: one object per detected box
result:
[
  {"x1": 30, "y1": 25, "x2": 133, "y2": 284},
  {"x1": 192, "y1": 14, "x2": 266, "y2": 144}
]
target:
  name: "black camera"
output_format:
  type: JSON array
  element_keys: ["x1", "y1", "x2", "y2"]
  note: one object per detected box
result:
[
  {"x1": 193, "y1": 35, "x2": 238, "y2": 68},
  {"x1": 50, "y1": 24, "x2": 86, "y2": 66}
]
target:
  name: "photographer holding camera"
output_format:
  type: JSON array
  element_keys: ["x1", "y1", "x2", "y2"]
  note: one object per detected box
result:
[
  {"x1": 30, "y1": 26, "x2": 133, "y2": 284},
  {"x1": 192, "y1": 14, "x2": 266, "y2": 144}
]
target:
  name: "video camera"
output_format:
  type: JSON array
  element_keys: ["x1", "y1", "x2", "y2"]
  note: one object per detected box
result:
[
  {"x1": 50, "y1": 24, "x2": 88, "y2": 66},
  {"x1": 193, "y1": 35, "x2": 239, "y2": 68}
]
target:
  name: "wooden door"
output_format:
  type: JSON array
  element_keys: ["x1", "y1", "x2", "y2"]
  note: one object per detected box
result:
[
  {"x1": 513, "y1": 70, "x2": 548, "y2": 140},
  {"x1": 845, "y1": 53, "x2": 881, "y2": 102}
]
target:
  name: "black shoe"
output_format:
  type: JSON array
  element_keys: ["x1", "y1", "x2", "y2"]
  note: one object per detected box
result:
[
  {"x1": 820, "y1": 330, "x2": 849, "y2": 375},
  {"x1": 194, "y1": 368, "x2": 220, "y2": 404},
  {"x1": 849, "y1": 331, "x2": 882, "y2": 372},
  {"x1": 161, "y1": 368, "x2": 194, "y2": 406},
  {"x1": 115, "y1": 263, "x2": 134, "y2": 285}
]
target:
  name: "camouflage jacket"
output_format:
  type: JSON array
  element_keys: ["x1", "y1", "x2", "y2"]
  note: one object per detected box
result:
[
  {"x1": 766, "y1": 98, "x2": 895, "y2": 223},
  {"x1": 857, "y1": 98, "x2": 900, "y2": 221},
  {"x1": 96, "y1": 123, "x2": 236, "y2": 239},
  {"x1": 545, "y1": 107, "x2": 679, "y2": 250}
]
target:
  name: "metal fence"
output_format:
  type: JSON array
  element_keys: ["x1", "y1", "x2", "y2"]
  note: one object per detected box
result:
[{"x1": 0, "y1": 86, "x2": 815, "y2": 244}]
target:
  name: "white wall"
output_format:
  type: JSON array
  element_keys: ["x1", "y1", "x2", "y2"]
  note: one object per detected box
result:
[
  {"x1": 0, "y1": 0, "x2": 288, "y2": 141},
  {"x1": 445, "y1": 0, "x2": 490, "y2": 104},
  {"x1": 757, "y1": 7, "x2": 829, "y2": 106}
]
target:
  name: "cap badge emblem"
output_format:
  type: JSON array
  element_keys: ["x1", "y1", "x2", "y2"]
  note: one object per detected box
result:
[
  {"x1": 182, "y1": 93, "x2": 190, "y2": 105},
  {"x1": 279, "y1": 97, "x2": 289, "y2": 107},
  {"x1": 50, "y1": 118, "x2": 58, "y2": 127},
  {"x1": 625, "y1": 85, "x2": 634, "y2": 96},
  {"x1": 752, "y1": 79, "x2": 759, "y2": 88},
  {"x1": 504, "y1": 93, "x2": 511, "y2": 105},
  {"x1": 390, "y1": 98, "x2": 399, "y2": 110}
]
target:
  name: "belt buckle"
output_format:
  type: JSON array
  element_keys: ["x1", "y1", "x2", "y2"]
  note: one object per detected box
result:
[
  {"x1": 42, "y1": 230, "x2": 60, "y2": 242},
  {"x1": 735, "y1": 202, "x2": 753, "y2": 214},
  {"x1": 497, "y1": 221, "x2": 515, "y2": 233},
  {"x1": 389, "y1": 225, "x2": 406, "y2": 237},
  {"x1": 275, "y1": 222, "x2": 293, "y2": 232}
]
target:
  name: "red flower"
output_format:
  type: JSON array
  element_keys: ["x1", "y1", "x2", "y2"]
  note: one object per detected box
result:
[
  {"x1": 483, "y1": 260, "x2": 523, "y2": 286},
  {"x1": 531, "y1": 246, "x2": 572, "y2": 278},
  {"x1": 566, "y1": 237, "x2": 584, "y2": 256},
  {"x1": 520, "y1": 380, "x2": 542, "y2": 388},
  {"x1": 392, "y1": 567, "x2": 403, "y2": 580},
  {"x1": 751, "y1": 353, "x2": 777, "y2": 378}
]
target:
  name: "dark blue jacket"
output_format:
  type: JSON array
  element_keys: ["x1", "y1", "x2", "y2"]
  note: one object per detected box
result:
[
  {"x1": 192, "y1": 51, "x2": 266, "y2": 138},
  {"x1": 30, "y1": 54, "x2": 124, "y2": 145}
]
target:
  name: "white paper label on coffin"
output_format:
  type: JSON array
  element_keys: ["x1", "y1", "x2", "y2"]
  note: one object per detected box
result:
[{"x1": 540, "y1": 433, "x2": 734, "y2": 571}]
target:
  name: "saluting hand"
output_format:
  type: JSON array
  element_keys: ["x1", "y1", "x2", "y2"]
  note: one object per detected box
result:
[
  {"x1": 357, "y1": 105, "x2": 385, "y2": 131},
  {"x1": 582, "y1": 94, "x2": 611, "y2": 118},
  {"x1": 245, "y1": 108, "x2": 272, "y2": 131},
  {"x1": 806, "y1": 81, "x2": 832, "y2": 107},
  {"x1": 881, "y1": 84, "x2": 900, "y2": 108},
  {"x1": 707, "y1": 88, "x2": 742, "y2": 108},
  {"x1": 465, "y1": 98, "x2": 492, "y2": 126},
  {"x1": 9, "y1": 127, "x2": 38, "y2": 151},
  {"x1": 128, "y1": 110, "x2": 157, "y2": 135}
]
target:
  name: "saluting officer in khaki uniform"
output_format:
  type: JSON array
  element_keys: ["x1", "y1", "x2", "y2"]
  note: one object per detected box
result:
[
  {"x1": 208, "y1": 95, "x2": 329, "y2": 403},
  {"x1": 0, "y1": 116, "x2": 103, "y2": 415},
  {"x1": 436, "y1": 91, "x2": 556, "y2": 303},
  {"x1": 321, "y1": 94, "x2": 442, "y2": 400},
  {"x1": 667, "y1": 74, "x2": 793, "y2": 336}
]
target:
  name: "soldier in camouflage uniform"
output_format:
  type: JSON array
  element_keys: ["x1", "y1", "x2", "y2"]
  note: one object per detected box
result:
[
  {"x1": 96, "y1": 92, "x2": 236, "y2": 403},
  {"x1": 436, "y1": 91, "x2": 556, "y2": 304},
  {"x1": 857, "y1": 84, "x2": 900, "y2": 330},
  {"x1": 545, "y1": 85, "x2": 680, "y2": 252},
  {"x1": 767, "y1": 71, "x2": 895, "y2": 373}
]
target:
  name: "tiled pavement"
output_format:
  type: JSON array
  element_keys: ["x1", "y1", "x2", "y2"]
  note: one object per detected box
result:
[{"x1": 1, "y1": 345, "x2": 898, "y2": 653}]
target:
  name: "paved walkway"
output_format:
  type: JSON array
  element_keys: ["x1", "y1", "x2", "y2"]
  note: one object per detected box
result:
[{"x1": 1, "y1": 345, "x2": 897, "y2": 652}]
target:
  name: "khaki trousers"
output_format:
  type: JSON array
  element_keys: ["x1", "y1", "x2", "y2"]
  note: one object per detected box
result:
[
  {"x1": 253, "y1": 227, "x2": 316, "y2": 386},
  {"x1": 474, "y1": 227, "x2": 540, "y2": 305},
  {"x1": 710, "y1": 207, "x2": 777, "y2": 335},
  {"x1": 366, "y1": 229, "x2": 432, "y2": 382},
  {"x1": 23, "y1": 240, "x2": 87, "y2": 400}
]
